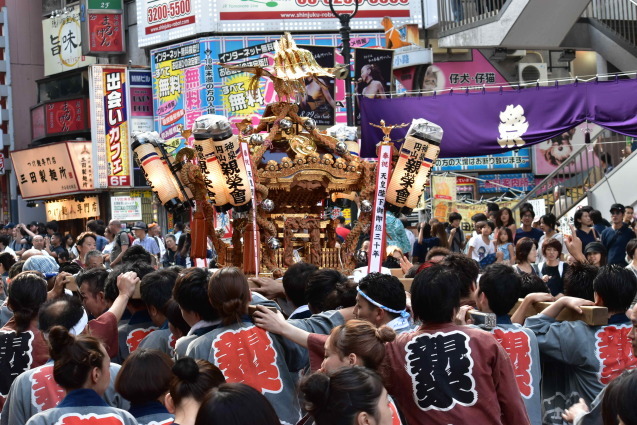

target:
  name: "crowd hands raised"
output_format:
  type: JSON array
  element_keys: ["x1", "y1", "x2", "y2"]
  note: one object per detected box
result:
[{"x1": 0, "y1": 201, "x2": 635, "y2": 424}]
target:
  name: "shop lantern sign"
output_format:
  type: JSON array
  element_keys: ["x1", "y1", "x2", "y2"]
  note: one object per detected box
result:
[
  {"x1": 42, "y1": 9, "x2": 96, "y2": 76},
  {"x1": 81, "y1": 0, "x2": 126, "y2": 56},
  {"x1": 10, "y1": 142, "x2": 94, "y2": 200},
  {"x1": 46, "y1": 196, "x2": 100, "y2": 222}
]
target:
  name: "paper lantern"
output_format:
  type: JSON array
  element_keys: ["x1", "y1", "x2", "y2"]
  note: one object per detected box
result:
[
  {"x1": 192, "y1": 118, "x2": 233, "y2": 210},
  {"x1": 193, "y1": 115, "x2": 253, "y2": 211},
  {"x1": 132, "y1": 133, "x2": 184, "y2": 211},
  {"x1": 385, "y1": 119, "x2": 443, "y2": 214}
]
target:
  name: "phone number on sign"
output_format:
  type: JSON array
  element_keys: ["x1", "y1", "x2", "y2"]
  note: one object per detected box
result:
[{"x1": 147, "y1": 0, "x2": 192, "y2": 24}]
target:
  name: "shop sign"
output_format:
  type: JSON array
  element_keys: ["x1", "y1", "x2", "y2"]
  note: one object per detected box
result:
[
  {"x1": 128, "y1": 70, "x2": 154, "y2": 133},
  {"x1": 45, "y1": 98, "x2": 90, "y2": 137},
  {"x1": 478, "y1": 173, "x2": 535, "y2": 194},
  {"x1": 46, "y1": 196, "x2": 100, "y2": 221},
  {"x1": 10, "y1": 141, "x2": 94, "y2": 199},
  {"x1": 150, "y1": 34, "x2": 387, "y2": 152},
  {"x1": 111, "y1": 195, "x2": 143, "y2": 220},
  {"x1": 89, "y1": 65, "x2": 133, "y2": 189},
  {"x1": 84, "y1": 12, "x2": 125, "y2": 55},
  {"x1": 42, "y1": 10, "x2": 96, "y2": 76},
  {"x1": 67, "y1": 142, "x2": 94, "y2": 191},
  {"x1": 137, "y1": 0, "x2": 419, "y2": 48},
  {"x1": 433, "y1": 148, "x2": 531, "y2": 173}
]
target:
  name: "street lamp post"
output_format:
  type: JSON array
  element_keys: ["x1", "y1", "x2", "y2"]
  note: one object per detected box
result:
[{"x1": 328, "y1": 0, "x2": 358, "y2": 126}]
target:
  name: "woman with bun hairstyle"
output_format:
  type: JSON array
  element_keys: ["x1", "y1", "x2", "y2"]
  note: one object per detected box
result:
[
  {"x1": 165, "y1": 357, "x2": 225, "y2": 425},
  {"x1": 25, "y1": 326, "x2": 137, "y2": 425},
  {"x1": 301, "y1": 367, "x2": 393, "y2": 425},
  {"x1": 195, "y1": 383, "x2": 280, "y2": 425},
  {"x1": 253, "y1": 314, "x2": 404, "y2": 424},
  {"x1": 115, "y1": 348, "x2": 174, "y2": 425},
  {"x1": 0, "y1": 271, "x2": 50, "y2": 408},
  {"x1": 186, "y1": 267, "x2": 302, "y2": 425}
]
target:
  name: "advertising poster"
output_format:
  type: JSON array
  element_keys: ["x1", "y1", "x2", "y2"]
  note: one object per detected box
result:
[
  {"x1": 136, "y1": 0, "x2": 418, "y2": 46},
  {"x1": 297, "y1": 45, "x2": 336, "y2": 126},
  {"x1": 532, "y1": 123, "x2": 602, "y2": 175},
  {"x1": 128, "y1": 70, "x2": 155, "y2": 134},
  {"x1": 415, "y1": 49, "x2": 508, "y2": 92},
  {"x1": 478, "y1": 173, "x2": 535, "y2": 194},
  {"x1": 42, "y1": 11, "x2": 96, "y2": 76},
  {"x1": 111, "y1": 196, "x2": 143, "y2": 221},
  {"x1": 431, "y1": 175, "x2": 456, "y2": 221},
  {"x1": 150, "y1": 34, "x2": 387, "y2": 153},
  {"x1": 353, "y1": 48, "x2": 393, "y2": 126}
]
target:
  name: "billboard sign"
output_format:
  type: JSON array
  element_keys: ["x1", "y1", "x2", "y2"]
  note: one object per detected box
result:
[
  {"x1": 150, "y1": 34, "x2": 387, "y2": 153},
  {"x1": 136, "y1": 0, "x2": 420, "y2": 47},
  {"x1": 11, "y1": 141, "x2": 94, "y2": 199},
  {"x1": 89, "y1": 65, "x2": 133, "y2": 189},
  {"x1": 42, "y1": 10, "x2": 96, "y2": 76}
]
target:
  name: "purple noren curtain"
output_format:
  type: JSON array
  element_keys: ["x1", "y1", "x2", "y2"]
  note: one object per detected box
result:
[{"x1": 360, "y1": 78, "x2": 637, "y2": 158}]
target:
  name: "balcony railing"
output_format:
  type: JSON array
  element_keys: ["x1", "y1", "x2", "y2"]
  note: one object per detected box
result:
[
  {"x1": 585, "y1": 0, "x2": 637, "y2": 47},
  {"x1": 511, "y1": 130, "x2": 630, "y2": 220},
  {"x1": 438, "y1": 0, "x2": 505, "y2": 34}
]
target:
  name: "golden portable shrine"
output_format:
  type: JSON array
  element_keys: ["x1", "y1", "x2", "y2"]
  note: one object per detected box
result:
[{"x1": 132, "y1": 33, "x2": 443, "y2": 275}]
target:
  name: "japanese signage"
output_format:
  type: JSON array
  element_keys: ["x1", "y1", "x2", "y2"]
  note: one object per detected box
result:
[
  {"x1": 11, "y1": 142, "x2": 94, "y2": 199},
  {"x1": 416, "y1": 50, "x2": 508, "y2": 92},
  {"x1": 84, "y1": 13, "x2": 125, "y2": 55},
  {"x1": 67, "y1": 142, "x2": 94, "y2": 191},
  {"x1": 30, "y1": 105, "x2": 46, "y2": 141},
  {"x1": 0, "y1": 153, "x2": 4, "y2": 175},
  {"x1": 128, "y1": 70, "x2": 154, "y2": 133},
  {"x1": 137, "y1": 0, "x2": 418, "y2": 47},
  {"x1": 42, "y1": 10, "x2": 96, "y2": 76},
  {"x1": 368, "y1": 145, "x2": 392, "y2": 273},
  {"x1": 478, "y1": 173, "x2": 535, "y2": 194},
  {"x1": 137, "y1": 0, "x2": 207, "y2": 48},
  {"x1": 150, "y1": 34, "x2": 387, "y2": 151},
  {"x1": 44, "y1": 98, "x2": 90, "y2": 137},
  {"x1": 210, "y1": 135, "x2": 252, "y2": 208},
  {"x1": 433, "y1": 148, "x2": 531, "y2": 172},
  {"x1": 111, "y1": 195, "x2": 143, "y2": 220},
  {"x1": 386, "y1": 123, "x2": 441, "y2": 212},
  {"x1": 354, "y1": 48, "x2": 394, "y2": 126},
  {"x1": 46, "y1": 196, "x2": 100, "y2": 221},
  {"x1": 89, "y1": 65, "x2": 133, "y2": 189}
]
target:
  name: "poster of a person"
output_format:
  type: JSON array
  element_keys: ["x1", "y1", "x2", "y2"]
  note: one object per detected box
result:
[
  {"x1": 354, "y1": 48, "x2": 393, "y2": 125},
  {"x1": 297, "y1": 45, "x2": 337, "y2": 126}
]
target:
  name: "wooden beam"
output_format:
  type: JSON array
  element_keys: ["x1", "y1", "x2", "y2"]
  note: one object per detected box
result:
[{"x1": 509, "y1": 299, "x2": 608, "y2": 326}]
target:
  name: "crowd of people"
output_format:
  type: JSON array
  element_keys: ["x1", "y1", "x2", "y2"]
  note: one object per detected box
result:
[{"x1": 0, "y1": 201, "x2": 635, "y2": 425}]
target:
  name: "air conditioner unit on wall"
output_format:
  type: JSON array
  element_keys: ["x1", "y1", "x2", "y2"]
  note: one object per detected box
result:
[{"x1": 518, "y1": 63, "x2": 548, "y2": 86}]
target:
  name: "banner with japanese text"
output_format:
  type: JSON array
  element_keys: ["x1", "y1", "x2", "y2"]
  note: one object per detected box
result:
[
  {"x1": 89, "y1": 65, "x2": 133, "y2": 188},
  {"x1": 42, "y1": 11, "x2": 96, "y2": 76},
  {"x1": 111, "y1": 196, "x2": 143, "y2": 221},
  {"x1": 10, "y1": 142, "x2": 94, "y2": 200},
  {"x1": 150, "y1": 34, "x2": 386, "y2": 155},
  {"x1": 46, "y1": 196, "x2": 100, "y2": 222},
  {"x1": 477, "y1": 173, "x2": 535, "y2": 194}
]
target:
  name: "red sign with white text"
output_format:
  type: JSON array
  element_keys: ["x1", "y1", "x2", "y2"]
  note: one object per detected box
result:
[
  {"x1": 86, "y1": 13, "x2": 125, "y2": 54},
  {"x1": 45, "y1": 98, "x2": 89, "y2": 136}
]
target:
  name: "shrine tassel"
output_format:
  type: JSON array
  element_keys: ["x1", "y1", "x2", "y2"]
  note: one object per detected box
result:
[{"x1": 240, "y1": 141, "x2": 260, "y2": 276}]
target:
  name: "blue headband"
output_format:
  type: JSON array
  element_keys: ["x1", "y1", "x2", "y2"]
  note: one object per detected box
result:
[{"x1": 356, "y1": 286, "x2": 410, "y2": 318}]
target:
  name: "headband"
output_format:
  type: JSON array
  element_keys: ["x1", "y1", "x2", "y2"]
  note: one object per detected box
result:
[
  {"x1": 356, "y1": 286, "x2": 409, "y2": 318},
  {"x1": 70, "y1": 310, "x2": 88, "y2": 336}
]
